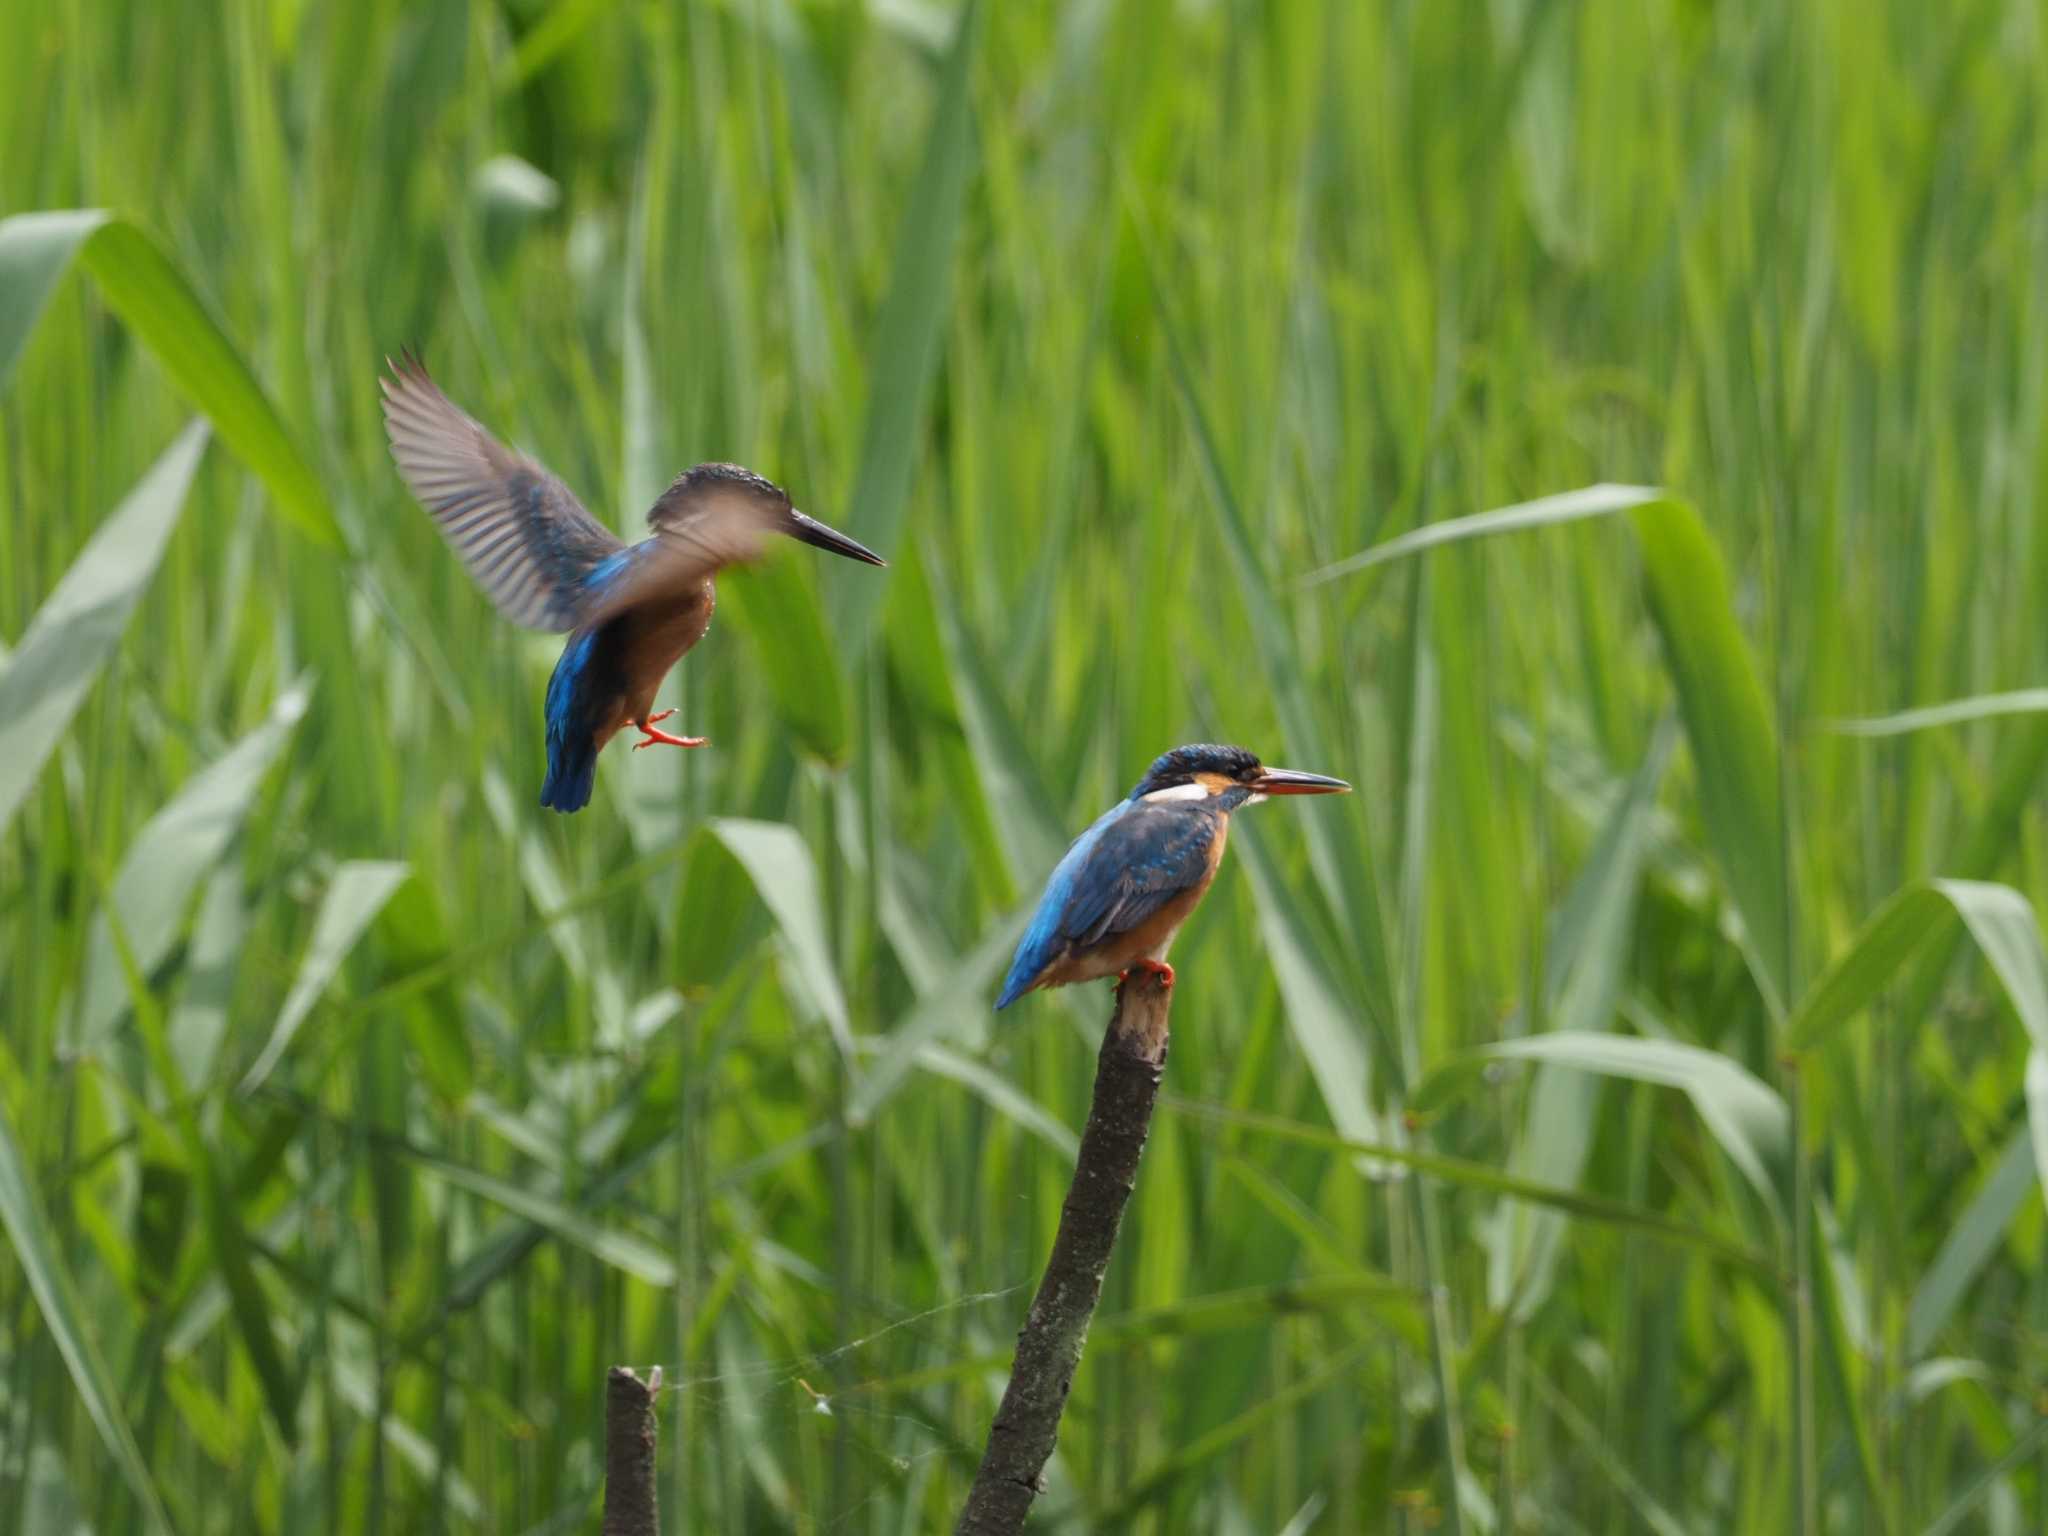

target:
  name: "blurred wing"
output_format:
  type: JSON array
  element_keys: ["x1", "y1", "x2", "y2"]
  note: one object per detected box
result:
[
  {"x1": 573, "y1": 486, "x2": 786, "y2": 629},
  {"x1": 381, "y1": 354, "x2": 623, "y2": 632},
  {"x1": 1055, "y1": 803, "x2": 1219, "y2": 947}
]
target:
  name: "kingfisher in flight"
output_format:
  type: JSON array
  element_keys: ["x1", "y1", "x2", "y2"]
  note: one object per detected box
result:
[
  {"x1": 380, "y1": 353, "x2": 885, "y2": 813},
  {"x1": 995, "y1": 744, "x2": 1350, "y2": 1009}
]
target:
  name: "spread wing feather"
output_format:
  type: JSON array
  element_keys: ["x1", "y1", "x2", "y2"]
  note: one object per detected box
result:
[{"x1": 381, "y1": 353, "x2": 624, "y2": 632}]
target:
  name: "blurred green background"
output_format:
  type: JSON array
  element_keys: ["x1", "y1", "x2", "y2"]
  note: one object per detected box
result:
[{"x1": 7, "y1": 0, "x2": 2048, "y2": 1530}]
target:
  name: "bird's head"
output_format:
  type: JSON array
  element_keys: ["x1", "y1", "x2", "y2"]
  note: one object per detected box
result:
[
  {"x1": 653, "y1": 463, "x2": 886, "y2": 566},
  {"x1": 1127, "y1": 743, "x2": 1351, "y2": 806}
]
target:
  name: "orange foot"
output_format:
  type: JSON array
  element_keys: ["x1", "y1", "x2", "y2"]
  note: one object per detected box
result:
[
  {"x1": 1118, "y1": 958, "x2": 1176, "y2": 988},
  {"x1": 631, "y1": 710, "x2": 708, "y2": 750}
]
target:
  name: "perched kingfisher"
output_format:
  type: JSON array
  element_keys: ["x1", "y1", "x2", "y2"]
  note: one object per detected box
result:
[
  {"x1": 380, "y1": 353, "x2": 885, "y2": 813},
  {"x1": 995, "y1": 744, "x2": 1350, "y2": 1009}
]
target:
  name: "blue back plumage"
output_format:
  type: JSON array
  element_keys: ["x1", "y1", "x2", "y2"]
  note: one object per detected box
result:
[
  {"x1": 996, "y1": 801, "x2": 1131, "y2": 1009},
  {"x1": 539, "y1": 629, "x2": 605, "y2": 812},
  {"x1": 996, "y1": 791, "x2": 1233, "y2": 1009}
]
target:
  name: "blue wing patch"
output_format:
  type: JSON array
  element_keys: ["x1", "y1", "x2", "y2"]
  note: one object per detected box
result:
[{"x1": 995, "y1": 800, "x2": 1219, "y2": 1009}]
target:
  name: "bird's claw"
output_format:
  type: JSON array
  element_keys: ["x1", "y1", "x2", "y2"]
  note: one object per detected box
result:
[
  {"x1": 632, "y1": 718, "x2": 708, "y2": 750},
  {"x1": 1118, "y1": 959, "x2": 1176, "y2": 989}
]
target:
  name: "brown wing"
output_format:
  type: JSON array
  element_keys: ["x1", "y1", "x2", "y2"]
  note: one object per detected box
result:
[{"x1": 380, "y1": 352, "x2": 623, "y2": 632}]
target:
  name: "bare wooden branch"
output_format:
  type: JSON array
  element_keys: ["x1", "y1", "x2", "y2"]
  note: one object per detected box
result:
[
  {"x1": 603, "y1": 1365, "x2": 662, "y2": 1536},
  {"x1": 954, "y1": 969, "x2": 1173, "y2": 1535}
]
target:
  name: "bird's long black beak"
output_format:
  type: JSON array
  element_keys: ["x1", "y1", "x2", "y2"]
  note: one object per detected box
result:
[
  {"x1": 1252, "y1": 767, "x2": 1351, "y2": 796},
  {"x1": 788, "y1": 509, "x2": 887, "y2": 566}
]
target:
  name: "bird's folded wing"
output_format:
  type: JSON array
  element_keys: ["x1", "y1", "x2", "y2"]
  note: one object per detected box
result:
[
  {"x1": 571, "y1": 493, "x2": 787, "y2": 629},
  {"x1": 381, "y1": 353, "x2": 623, "y2": 632},
  {"x1": 1055, "y1": 804, "x2": 1218, "y2": 947}
]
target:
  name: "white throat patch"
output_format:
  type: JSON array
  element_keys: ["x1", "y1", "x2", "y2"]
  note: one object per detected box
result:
[{"x1": 1141, "y1": 781, "x2": 1212, "y2": 803}]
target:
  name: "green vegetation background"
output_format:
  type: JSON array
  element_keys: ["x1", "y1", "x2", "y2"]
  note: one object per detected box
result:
[{"x1": 5, "y1": 0, "x2": 2048, "y2": 1531}]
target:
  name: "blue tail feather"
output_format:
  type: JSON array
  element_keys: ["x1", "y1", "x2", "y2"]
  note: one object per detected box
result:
[
  {"x1": 540, "y1": 730, "x2": 599, "y2": 812},
  {"x1": 540, "y1": 630, "x2": 603, "y2": 814},
  {"x1": 994, "y1": 801, "x2": 1130, "y2": 1009},
  {"x1": 993, "y1": 964, "x2": 1036, "y2": 1012}
]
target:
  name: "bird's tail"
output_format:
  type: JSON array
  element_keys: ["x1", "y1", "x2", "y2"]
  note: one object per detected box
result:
[
  {"x1": 539, "y1": 725, "x2": 599, "y2": 813},
  {"x1": 540, "y1": 629, "x2": 603, "y2": 813}
]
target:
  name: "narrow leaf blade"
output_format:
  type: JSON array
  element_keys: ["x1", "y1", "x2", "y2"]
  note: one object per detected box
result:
[
  {"x1": 0, "y1": 420, "x2": 208, "y2": 837},
  {"x1": 78, "y1": 220, "x2": 341, "y2": 546},
  {"x1": 240, "y1": 861, "x2": 412, "y2": 1094},
  {"x1": 1299, "y1": 483, "x2": 1663, "y2": 587},
  {"x1": 0, "y1": 1100, "x2": 174, "y2": 1533},
  {"x1": 0, "y1": 208, "x2": 111, "y2": 388},
  {"x1": 1629, "y1": 499, "x2": 1790, "y2": 1017}
]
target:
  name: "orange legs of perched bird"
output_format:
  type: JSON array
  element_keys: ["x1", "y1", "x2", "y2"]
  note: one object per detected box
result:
[
  {"x1": 1118, "y1": 958, "x2": 1176, "y2": 989},
  {"x1": 630, "y1": 710, "x2": 708, "y2": 750}
]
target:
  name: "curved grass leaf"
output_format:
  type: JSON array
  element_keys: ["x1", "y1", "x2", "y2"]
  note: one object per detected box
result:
[
  {"x1": 1826, "y1": 689, "x2": 2048, "y2": 737},
  {"x1": 1298, "y1": 483, "x2": 1663, "y2": 587},
  {"x1": 480, "y1": 767, "x2": 630, "y2": 1044},
  {"x1": 371, "y1": 876, "x2": 474, "y2": 1105},
  {"x1": 407, "y1": 1149, "x2": 676, "y2": 1288},
  {"x1": 1154, "y1": 251, "x2": 1396, "y2": 1029},
  {"x1": 902, "y1": 1044, "x2": 1078, "y2": 1161},
  {"x1": 1904, "y1": 1358, "x2": 1998, "y2": 1404},
  {"x1": 330, "y1": 1356, "x2": 486, "y2": 1521},
  {"x1": 0, "y1": 210, "x2": 340, "y2": 546},
  {"x1": 1165, "y1": 1096, "x2": 1772, "y2": 1275},
  {"x1": 1785, "y1": 882, "x2": 1962, "y2": 1051},
  {"x1": 1491, "y1": 728, "x2": 1667, "y2": 1318},
  {"x1": 1290, "y1": 485, "x2": 1789, "y2": 1017},
  {"x1": 1907, "y1": 1127, "x2": 2035, "y2": 1356},
  {"x1": 1919, "y1": 1415, "x2": 2048, "y2": 1536},
  {"x1": 101, "y1": 894, "x2": 302, "y2": 1453},
  {"x1": 1628, "y1": 499, "x2": 1789, "y2": 1019},
  {"x1": 168, "y1": 867, "x2": 248, "y2": 1087},
  {"x1": 1236, "y1": 831, "x2": 1386, "y2": 1150},
  {"x1": 709, "y1": 818, "x2": 852, "y2": 1059},
  {"x1": 1953, "y1": 889, "x2": 2048, "y2": 1044},
  {"x1": 239, "y1": 861, "x2": 411, "y2": 1094},
  {"x1": 0, "y1": 1099, "x2": 174, "y2": 1533},
  {"x1": 1530, "y1": 1369, "x2": 1691, "y2": 1536},
  {"x1": 1787, "y1": 878, "x2": 2048, "y2": 1054},
  {"x1": 74, "y1": 678, "x2": 312, "y2": 1049},
  {"x1": 0, "y1": 209, "x2": 112, "y2": 388},
  {"x1": 0, "y1": 420, "x2": 208, "y2": 838},
  {"x1": 848, "y1": 905, "x2": 1026, "y2": 1125},
  {"x1": 1412, "y1": 1032, "x2": 1789, "y2": 1219}
]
